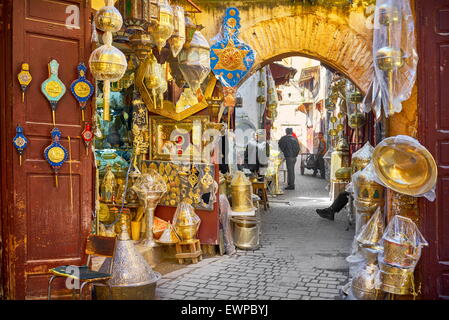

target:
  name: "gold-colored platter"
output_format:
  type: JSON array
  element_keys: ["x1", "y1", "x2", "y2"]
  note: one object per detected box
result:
[{"x1": 372, "y1": 138, "x2": 437, "y2": 196}]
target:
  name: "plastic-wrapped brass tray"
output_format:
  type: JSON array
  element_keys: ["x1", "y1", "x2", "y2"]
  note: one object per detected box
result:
[{"x1": 372, "y1": 136, "x2": 437, "y2": 196}]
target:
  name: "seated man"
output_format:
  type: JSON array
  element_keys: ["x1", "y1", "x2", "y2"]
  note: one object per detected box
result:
[{"x1": 316, "y1": 191, "x2": 350, "y2": 221}]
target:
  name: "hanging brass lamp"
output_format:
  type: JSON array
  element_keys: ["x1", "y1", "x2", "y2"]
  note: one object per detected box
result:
[
  {"x1": 168, "y1": 5, "x2": 186, "y2": 57},
  {"x1": 143, "y1": 52, "x2": 163, "y2": 108},
  {"x1": 90, "y1": 0, "x2": 127, "y2": 121},
  {"x1": 150, "y1": 0, "x2": 174, "y2": 53},
  {"x1": 178, "y1": 30, "x2": 211, "y2": 95},
  {"x1": 116, "y1": 0, "x2": 158, "y2": 34},
  {"x1": 129, "y1": 31, "x2": 154, "y2": 62}
]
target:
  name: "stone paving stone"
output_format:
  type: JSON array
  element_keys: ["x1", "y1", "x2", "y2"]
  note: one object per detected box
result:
[
  {"x1": 305, "y1": 283, "x2": 327, "y2": 288},
  {"x1": 317, "y1": 287, "x2": 340, "y2": 294},
  {"x1": 318, "y1": 292, "x2": 338, "y2": 299}
]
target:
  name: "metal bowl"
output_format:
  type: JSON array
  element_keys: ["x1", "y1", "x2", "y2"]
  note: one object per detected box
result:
[{"x1": 372, "y1": 137, "x2": 437, "y2": 196}]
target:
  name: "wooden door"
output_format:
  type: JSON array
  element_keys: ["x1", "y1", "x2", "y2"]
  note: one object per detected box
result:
[
  {"x1": 417, "y1": 0, "x2": 449, "y2": 300},
  {"x1": 1, "y1": 0, "x2": 93, "y2": 299}
]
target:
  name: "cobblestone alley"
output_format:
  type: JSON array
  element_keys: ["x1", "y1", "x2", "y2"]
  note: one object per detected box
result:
[{"x1": 156, "y1": 170, "x2": 355, "y2": 300}]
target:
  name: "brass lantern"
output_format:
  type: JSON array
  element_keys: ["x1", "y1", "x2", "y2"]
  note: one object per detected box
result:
[
  {"x1": 116, "y1": 0, "x2": 157, "y2": 34},
  {"x1": 353, "y1": 164, "x2": 385, "y2": 232},
  {"x1": 330, "y1": 137, "x2": 350, "y2": 181},
  {"x1": 95, "y1": 1, "x2": 123, "y2": 32},
  {"x1": 151, "y1": 0, "x2": 174, "y2": 53},
  {"x1": 90, "y1": 0, "x2": 127, "y2": 121},
  {"x1": 173, "y1": 202, "x2": 201, "y2": 243},
  {"x1": 168, "y1": 5, "x2": 186, "y2": 57},
  {"x1": 178, "y1": 30, "x2": 211, "y2": 95},
  {"x1": 129, "y1": 31, "x2": 154, "y2": 62},
  {"x1": 230, "y1": 171, "x2": 254, "y2": 213},
  {"x1": 349, "y1": 112, "x2": 365, "y2": 129},
  {"x1": 143, "y1": 52, "x2": 163, "y2": 108},
  {"x1": 351, "y1": 141, "x2": 374, "y2": 174}
]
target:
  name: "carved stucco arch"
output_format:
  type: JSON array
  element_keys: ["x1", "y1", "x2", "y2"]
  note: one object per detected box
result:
[{"x1": 237, "y1": 13, "x2": 373, "y2": 93}]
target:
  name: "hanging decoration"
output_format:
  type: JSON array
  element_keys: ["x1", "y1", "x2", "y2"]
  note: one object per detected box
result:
[
  {"x1": 41, "y1": 59, "x2": 66, "y2": 126},
  {"x1": 348, "y1": 90, "x2": 365, "y2": 147},
  {"x1": 81, "y1": 122, "x2": 94, "y2": 155},
  {"x1": 169, "y1": 5, "x2": 186, "y2": 57},
  {"x1": 150, "y1": 0, "x2": 174, "y2": 53},
  {"x1": 44, "y1": 127, "x2": 68, "y2": 188},
  {"x1": 89, "y1": 0, "x2": 127, "y2": 121},
  {"x1": 178, "y1": 30, "x2": 211, "y2": 96},
  {"x1": 156, "y1": 63, "x2": 168, "y2": 110},
  {"x1": 371, "y1": 0, "x2": 418, "y2": 118},
  {"x1": 210, "y1": 7, "x2": 255, "y2": 126},
  {"x1": 12, "y1": 125, "x2": 29, "y2": 166},
  {"x1": 17, "y1": 63, "x2": 32, "y2": 103},
  {"x1": 70, "y1": 63, "x2": 94, "y2": 122},
  {"x1": 116, "y1": 0, "x2": 157, "y2": 34},
  {"x1": 143, "y1": 52, "x2": 163, "y2": 109}
]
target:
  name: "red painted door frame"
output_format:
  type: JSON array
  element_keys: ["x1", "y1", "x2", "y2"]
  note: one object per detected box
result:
[{"x1": 417, "y1": 0, "x2": 449, "y2": 300}]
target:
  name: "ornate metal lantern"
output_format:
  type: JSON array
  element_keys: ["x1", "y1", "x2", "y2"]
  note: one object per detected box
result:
[
  {"x1": 178, "y1": 30, "x2": 211, "y2": 95},
  {"x1": 143, "y1": 52, "x2": 163, "y2": 108},
  {"x1": 116, "y1": 0, "x2": 157, "y2": 34},
  {"x1": 168, "y1": 5, "x2": 186, "y2": 57},
  {"x1": 351, "y1": 141, "x2": 374, "y2": 174},
  {"x1": 150, "y1": 0, "x2": 174, "y2": 52},
  {"x1": 90, "y1": 0, "x2": 127, "y2": 121},
  {"x1": 129, "y1": 31, "x2": 154, "y2": 61},
  {"x1": 173, "y1": 202, "x2": 201, "y2": 242}
]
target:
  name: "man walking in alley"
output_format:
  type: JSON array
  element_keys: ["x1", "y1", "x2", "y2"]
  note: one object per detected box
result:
[
  {"x1": 313, "y1": 132, "x2": 327, "y2": 179},
  {"x1": 278, "y1": 128, "x2": 300, "y2": 190}
]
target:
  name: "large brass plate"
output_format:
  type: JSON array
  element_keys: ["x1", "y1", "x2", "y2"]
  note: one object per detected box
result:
[{"x1": 372, "y1": 138, "x2": 437, "y2": 196}]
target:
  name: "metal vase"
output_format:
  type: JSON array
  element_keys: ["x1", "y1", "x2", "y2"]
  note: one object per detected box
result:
[{"x1": 139, "y1": 191, "x2": 164, "y2": 248}]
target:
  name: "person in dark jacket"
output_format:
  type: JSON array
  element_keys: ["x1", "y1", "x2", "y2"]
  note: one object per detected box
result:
[{"x1": 278, "y1": 128, "x2": 300, "y2": 190}]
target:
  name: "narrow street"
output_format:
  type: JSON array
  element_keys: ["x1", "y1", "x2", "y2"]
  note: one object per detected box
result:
[{"x1": 156, "y1": 168, "x2": 355, "y2": 300}]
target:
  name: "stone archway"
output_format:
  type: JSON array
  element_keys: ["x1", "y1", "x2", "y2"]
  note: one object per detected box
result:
[{"x1": 238, "y1": 12, "x2": 373, "y2": 93}]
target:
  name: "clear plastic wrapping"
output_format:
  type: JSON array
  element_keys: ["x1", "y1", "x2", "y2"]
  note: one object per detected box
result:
[
  {"x1": 380, "y1": 215, "x2": 428, "y2": 269},
  {"x1": 371, "y1": 0, "x2": 418, "y2": 118},
  {"x1": 173, "y1": 201, "x2": 201, "y2": 242},
  {"x1": 371, "y1": 135, "x2": 437, "y2": 201},
  {"x1": 352, "y1": 163, "x2": 385, "y2": 216},
  {"x1": 178, "y1": 31, "x2": 211, "y2": 94},
  {"x1": 356, "y1": 207, "x2": 385, "y2": 252},
  {"x1": 351, "y1": 262, "x2": 384, "y2": 300},
  {"x1": 157, "y1": 223, "x2": 180, "y2": 244},
  {"x1": 219, "y1": 194, "x2": 236, "y2": 255},
  {"x1": 352, "y1": 141, "x2": 374, "y2": 162}
]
